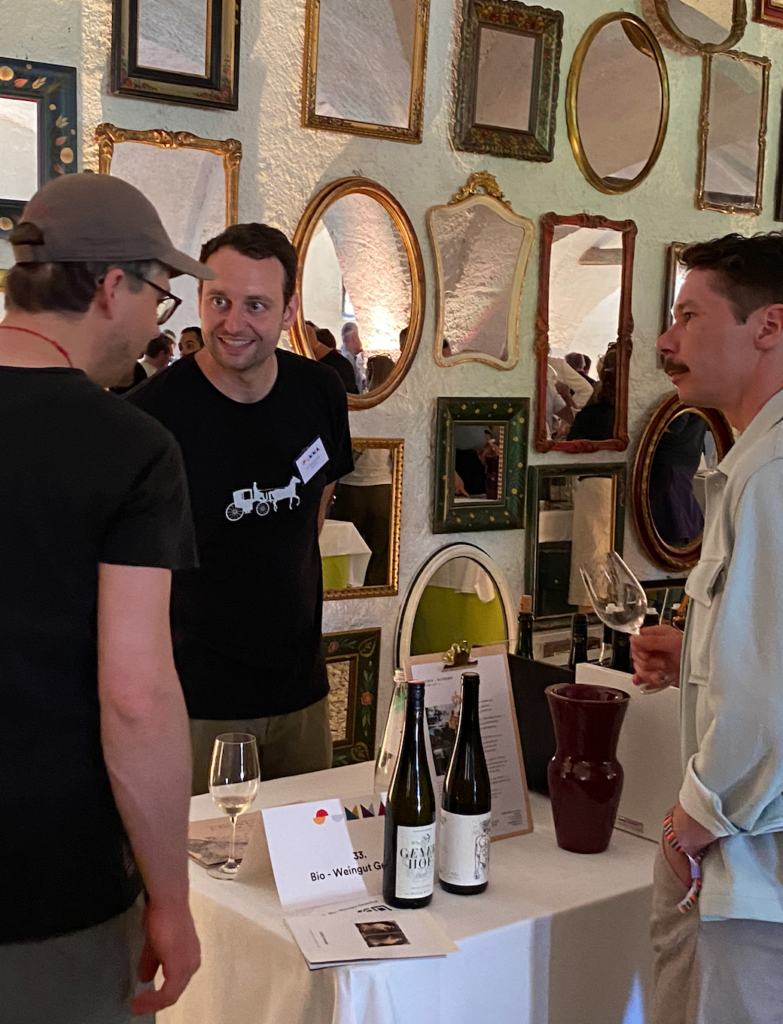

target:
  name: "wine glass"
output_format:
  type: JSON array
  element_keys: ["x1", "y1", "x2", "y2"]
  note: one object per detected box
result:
[
  {"x1": 580, "y1": 552, "x2": 668, "y2": 694},
  {"x1": 208, "y1": 733, "x2": 260, "y2": 879}
]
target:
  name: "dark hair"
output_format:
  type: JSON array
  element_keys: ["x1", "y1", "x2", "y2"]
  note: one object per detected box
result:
[
  {"x1": 145, "y1": 334, "x2": 173, "y2": 358},
  {"x1": 680, "y1": 233, "x2": 783, "y2": 323},
  {"x1": 316, "y1": 327, "x2": 336, "y2": 349},
  {"x1": 181, "y1": 326, "x2": 203, "y2": 342},
  {"x1": 342, "y1": 322, "x2": 358, "y2": 339},
  {"x1": 583, "y1": 355, "x2": 592, "y2": 374},
  {"x1": 200, "y1": 223, "x2": 298, "y2": 306},
  {"x1": 367, "y1": 354, "x2": 395, "y2": 390},
  {"x1": 565, "y1": 352, "x2": 585, "y2": 371}
]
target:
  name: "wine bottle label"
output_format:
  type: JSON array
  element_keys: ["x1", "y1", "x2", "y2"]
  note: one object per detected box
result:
[
  {"x1": 394, "y1": 823, "x2": 435, "y2": 900},
  {"x1": 439, "y1": 810, "x2": 491, "y2": 887}
]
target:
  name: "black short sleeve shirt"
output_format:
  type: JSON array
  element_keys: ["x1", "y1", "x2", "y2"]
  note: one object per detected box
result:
[
  {"x1": 0, "y1": 367, "x2": 196, "y2": 943},
  {"x1": 126, "y1": 350, "x2": 353, "y2": 719}
]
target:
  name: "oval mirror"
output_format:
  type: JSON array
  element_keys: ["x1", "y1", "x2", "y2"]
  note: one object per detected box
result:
[
  {"x1": 651, "y1": 0, "x2": 746, "y2": 55},
  {"x1": 567, "y1": 13, "x2": 669, "y2": 194},
  {"x1": 395, "y1": 544, "x2": 515, "y2": 674},
  {"x1": 290, "y1": 177, "x2": 425, "y2": 409},
  {"x1": 632, "y1": 393, "x2": 734, "y2": 571}
]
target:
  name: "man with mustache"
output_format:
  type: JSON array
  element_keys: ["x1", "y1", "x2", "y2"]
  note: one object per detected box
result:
[
  {"x1": 631, "y1": 233, "x2": 783, "y2": 1024},
  {"x1": 127, "y1": 223, "x2": 353, "y2": 793}
]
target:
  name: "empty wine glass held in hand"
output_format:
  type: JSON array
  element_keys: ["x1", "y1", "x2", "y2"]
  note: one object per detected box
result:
[{"x1": 208, "y1": 733, "x2": 260, "y2": 879}]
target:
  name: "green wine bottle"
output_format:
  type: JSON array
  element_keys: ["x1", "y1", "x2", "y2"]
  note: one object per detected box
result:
[
  {"x1": 515, "y1": 595, "x2": 534, "y2": 659},
  {"x1": 382, "y1": 681, "x2": 436, "y2": 908},
  {"x1": 439, "y1": 672, "x2": 492, "y2": 895}
]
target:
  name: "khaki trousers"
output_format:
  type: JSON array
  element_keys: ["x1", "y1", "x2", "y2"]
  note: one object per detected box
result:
[
  {"x1": 190, "y1": 693, "x2": 333, "y2": 795},
  {"x1": 650, "y1": 844, "x2": 783, "y2": 1024},
  {"x1": 0, "y1": 897, "x2": 152, "y2": 1024}
]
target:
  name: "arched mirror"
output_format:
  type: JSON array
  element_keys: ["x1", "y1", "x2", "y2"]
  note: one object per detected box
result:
[
  {"x1": 291, "y1": 177, "x2": 425, "y2": 409},
  {"x1": 567, "y1": 12, "x2": 669, "y2": 194},
  {"x1": 632, "y1": 393, "x2": 734, "y2": 571},
  {"x1": 395, "y1": 544, "x2": 515, "y2": 674},
  {"x1": 651, "y1": 0, "x2": 746, "y2": 54}
]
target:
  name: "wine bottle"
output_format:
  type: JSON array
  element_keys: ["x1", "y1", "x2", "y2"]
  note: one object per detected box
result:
[
  {"x1": 599, "y1": 624, "x2": 613, "y2": 666},
  {"x1": 568, "y1": 613, "x2": 589, "y2": 670},
  {"x1": 382, "y1": 681, "x2": 436, "y2": 908},
  {"x1": 439, "y1": 672, "x2": 492, "y2": 895},
  {"x1": 611, "y1": 630, "x2": 632, "y2": 673},
  {"x1": 515, "y1": 595, "x2": 534, "y2": 659},
  {"x1": 374, "y1": 669, "x2": 407, "y2": 793}
]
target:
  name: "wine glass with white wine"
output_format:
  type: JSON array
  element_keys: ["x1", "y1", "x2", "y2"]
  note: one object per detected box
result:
[
  {"x1": 580, "y1": 551, "x2": 670, "y2": 694},
  {"x1": 208, "y1": 733, "x2": 260, "y2": 879}
]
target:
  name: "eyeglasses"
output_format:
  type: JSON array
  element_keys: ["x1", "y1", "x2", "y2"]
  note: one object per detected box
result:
[{"x1": 130, "y1": 274, "x2": 182, "y2": 325}]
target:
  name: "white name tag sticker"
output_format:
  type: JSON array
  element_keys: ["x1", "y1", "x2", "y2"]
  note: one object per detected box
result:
[{"x1": 296, "y1": 437, "x2": 329, "y2": 484}]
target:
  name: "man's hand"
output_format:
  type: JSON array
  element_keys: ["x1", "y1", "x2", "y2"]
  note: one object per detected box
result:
[
  {"x1": 672, "y1": 801, "x2": 716, "y2": 858},
  {"x1": 661, "y1": 833, "x2": 693, "y2": 888},
  {"x1": 630, "y1": 625, "x2": 683, "y2": 692},
  {"x1": 132, "y1": 899, "x2": 201, "y2": 1016}
]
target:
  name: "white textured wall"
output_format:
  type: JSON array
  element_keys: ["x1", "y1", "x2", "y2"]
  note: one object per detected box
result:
[{"x1": 5, "y1": 0, "x2": 783, "y2": 743}]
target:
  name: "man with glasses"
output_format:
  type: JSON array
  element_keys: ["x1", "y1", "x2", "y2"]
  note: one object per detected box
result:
[{"x1": 0, "y1": 172, "x2": 208, "y2": 1023}]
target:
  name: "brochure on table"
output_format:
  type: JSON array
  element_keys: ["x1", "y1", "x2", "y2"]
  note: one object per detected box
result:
[
  {"x1": 188, "y1": 812, "x2": 260, "y2": 868},
  {"x1": 409, "y1": 644, "x2": 533, "y2": 839}
]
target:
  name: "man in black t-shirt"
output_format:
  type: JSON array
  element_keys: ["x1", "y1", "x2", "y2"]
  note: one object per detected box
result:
[
  {"x1": 127, "y1": 223, "x2": 353, "y2": 793},
  {"x1": 305, "y1": 320, "x2": 359, "y2": 394},
  {"x1": 0, "y1": 174, "x2": 207, "y2": 1022}
]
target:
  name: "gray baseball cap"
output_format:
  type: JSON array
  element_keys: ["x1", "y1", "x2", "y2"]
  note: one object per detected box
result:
[{"x1": 11, "y1": 172, "x2": 214, "y2": 280}]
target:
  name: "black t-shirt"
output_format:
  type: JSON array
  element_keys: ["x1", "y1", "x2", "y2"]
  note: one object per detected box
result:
[
  {"x1": 126, "y1": 350, "x2": 353, "y2": 719},
  {"x1": 0, "y1": 368, "x2": 196, "y2": 944},
  {"x1": 320, "y1": 349, "x2": 359, "y2": 394}
]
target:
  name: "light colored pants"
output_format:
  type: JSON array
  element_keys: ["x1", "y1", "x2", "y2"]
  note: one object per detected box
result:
[
  {"x1": 190, "y1": 693, "x2": 333, "y2": 795},
  {"x1": 0, "y1": 897, "x2": 152, "y2": 1024},
  {"x1": 650, "y1": 844, "x2": 783, "y2": 1024}
]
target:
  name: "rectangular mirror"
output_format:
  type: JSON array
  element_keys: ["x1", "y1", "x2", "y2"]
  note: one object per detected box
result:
[
  {"x1": 322, "y1": 438, "x2": 403, "y2": 599},
  {"x1": 111, "y1": 0, "x2": 240, "y2": 109},
  {"x1": 752, "y1": 0, "x2": 783, "y2": 27},
  {"x1": 661, "y1": 241, "x2": 688, "y2": 334},
  {"x1": 534, "y1": 212, "x2": 636, "y2": 454},
  {"x1": 302, "y1": 0, "x2": 430, "y2": 142},
  {"x1": 525, "y1": 464, "x2": 626, "y2": 628},
  {"x1": 454, "y1": 0, "x2": 563, "y2": 161},
  {"x1": 323, "y1": 628, "x2": 380, "y2": 767},
  {"x1": 0, "y1": 57, "x2": 77, "y2": 240},
  {"x1": 697, "y1": 50, "x2": 769, "y2": 215},
  {"x1": 433, "y1": 397, "x2": 529, "y2": 533},
  {"x1": 95, "y1": 123, "x2": 241, "y2": 337}
]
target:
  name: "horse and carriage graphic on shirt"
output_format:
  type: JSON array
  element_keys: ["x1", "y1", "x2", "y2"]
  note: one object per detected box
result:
[{"x1": 225, "y1": 476, "x2": 301, "y2": 520}]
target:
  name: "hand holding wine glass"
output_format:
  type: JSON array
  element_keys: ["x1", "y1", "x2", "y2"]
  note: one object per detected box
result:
[{"x1": 208, "y1": 733, "x2": 260, "y2": 879}]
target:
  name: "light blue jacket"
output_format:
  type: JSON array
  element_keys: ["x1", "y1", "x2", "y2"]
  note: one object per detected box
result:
[{"x1": 681, "y1": 389, "x2": 783, "y2": 921}]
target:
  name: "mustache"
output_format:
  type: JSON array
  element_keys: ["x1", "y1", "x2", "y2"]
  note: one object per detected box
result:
[{"x1": 662, "y1": 359, "x2": 688, "y2": 375}]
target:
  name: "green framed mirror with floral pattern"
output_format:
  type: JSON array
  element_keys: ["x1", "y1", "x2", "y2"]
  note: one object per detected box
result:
[{"x1": 324, "y1": 627, "x2": 381, "y2": 768}]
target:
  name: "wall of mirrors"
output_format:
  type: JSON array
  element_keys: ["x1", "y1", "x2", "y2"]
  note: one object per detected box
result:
[
  {"x1": 633, "y1": 393, "x2": 734, "y2": 570},
  {"x1": 427, "y1": 172, "x2": 534, "y2": 370},
  {"x1": 302, "y1": 0, "x2": 430, "y2": 142},
  {"x1": 534, "y1": 212, "x2": 636, "y2": 453},
  {"x1": 567, "y1": 12, "x2": 669, "y2": 194},
  {"x1": 291, "y1": 177, "x2": 424, "y2": 409},
  {"x1": 453, "y1": 0, "x2": 563, "y2": 162},
  {"x1": 323, "y1": 438, "x2": 404, "y2": 600},
  {"x1": 525, "y1": 464, "x2": 626, "y2": 627},
  {"x1": 696, "y1": 49, "x2": 770, "y2": 215},
  {"x1": 395, "y1": 544, "x2": 515, "y2": 673},
  {"x1": 653, "y1": 0, "x2": 747, "y2": 53}
]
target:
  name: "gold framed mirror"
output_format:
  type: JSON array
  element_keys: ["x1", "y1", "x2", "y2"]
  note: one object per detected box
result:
[
  {"x1": 652, "y1": 0, "x2": 747, "y2": 54},
  {"x1": 566, "y1": 12, "x2": 670, "y2": 195},
  {"x1": 291, "y1": 177, "x2": 425, "y2": 410},
  {"x1": 632, "y1": 393, "x2": 734, "y2": 571},
  {"x1": 428, "y1": 172, "x2": 534, "y2": 370},
  {"x1": 302, "y1": 0, "x2": 430, "y2": 142},
  {"x1": 323, "y1": 437, "x2": 404, "y2": 600},
  {"x1": 696, "y1": 50, "x2": 770, "y2": 215}
]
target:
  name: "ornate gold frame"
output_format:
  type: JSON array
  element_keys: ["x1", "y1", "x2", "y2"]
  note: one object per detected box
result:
[
  {"x1": 632, "y1": 393, "x2": 734, "y2": 571},
  {"x1": 291, "y1": 177, "x2": 425, "y2": 410},
  {"x1": 324, "y1": 438, "x2": 404, "y2": 601},
  {"x1": 95, "y1": 124, "x2": 241, "y2": 227},
  {"x1": 427, "y1": 172, "x2": 534, "y2": 372},
  {"x1": 0, "y1": 270, "x2": 6, "y2": 291},
  {"x1": 654, "y1": 0, "x2": 747, "y2": 54},
  {"x1": 696, "y1": 50, "x2": 770, "y2": 216},
  {"x1": 566, "y1": 12, "x2": 670, "y2": 195},
  {"x1": 301, "y1": 0, "x2": 430, "y2": 143}
]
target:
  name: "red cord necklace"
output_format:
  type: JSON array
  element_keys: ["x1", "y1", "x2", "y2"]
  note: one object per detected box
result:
[{"x1": 0, "y1": 325, "x2": 73, "y2": 368}]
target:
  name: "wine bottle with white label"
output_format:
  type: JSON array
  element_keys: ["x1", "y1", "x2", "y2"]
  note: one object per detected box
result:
[
  {"x1": 382, "y1": 680, "x2": 436, "y2": 908},
  {"x1": 439, "y1": 672, "x2": 491, "y2": 895}
]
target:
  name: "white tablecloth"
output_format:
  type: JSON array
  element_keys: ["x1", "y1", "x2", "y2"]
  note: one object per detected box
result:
[
  {"x1": 319, "y1": 520, "x2": 371, "y2": 587},
  {"x1": 161, "y1": 763, "x2": 656, "y2": 1024}
]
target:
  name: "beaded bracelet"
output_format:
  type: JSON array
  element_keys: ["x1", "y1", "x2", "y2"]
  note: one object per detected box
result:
[{"x1": 663, "y1": 809, "x2": 704, "y2": 914}]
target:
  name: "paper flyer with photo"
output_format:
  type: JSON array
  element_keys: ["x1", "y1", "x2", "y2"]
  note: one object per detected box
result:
[
  {"x1": 187, "y1": 812, "x2": 261, "y2": 868},
  {"x1": 409, "y1": 645, "x2": 532, "y2": 839}
]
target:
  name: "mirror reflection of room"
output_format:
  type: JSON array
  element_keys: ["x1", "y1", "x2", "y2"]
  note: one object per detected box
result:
[
  {"x1": 0, "y1": 96, "x2": 38, "y2": 203},
  {"x1": 658, "y1": 0, "x2": 739, "y2": 45},
  {"x1": 327, "y1": 444, "x2": 394, "y2": 588},
  {"x1": 410, "y1": 557, "x2": 506, "y2": 656},
  {"x1": 649, "y1": 412, "x2": 714, "y2": 548},
  {"x1": 136, "y1": 0, "x2": 210, "y2": 75},
  {"x1": 474, "y1": 26, "x2": 536, "y2": 132},
  {"x1": 453, "y1": 424, "x2": 504, "y2": 503}
]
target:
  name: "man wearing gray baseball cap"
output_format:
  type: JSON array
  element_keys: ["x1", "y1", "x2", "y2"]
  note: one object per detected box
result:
[{"x1": 0, "y1": 172, "x2": 211, "y2": 1023}]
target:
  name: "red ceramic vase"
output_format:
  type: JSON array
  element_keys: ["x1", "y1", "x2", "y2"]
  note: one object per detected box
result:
[{"x1": 545, "y1": 683, "x2": 630, "y2": 854}]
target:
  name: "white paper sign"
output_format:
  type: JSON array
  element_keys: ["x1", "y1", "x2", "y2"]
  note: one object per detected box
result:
[
  {"x1": 262, "y1": 792, "x2": 385, "y2": 910},
  {"x1": 409, "y1": 645, "x2": 533, "y2": 840}
]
